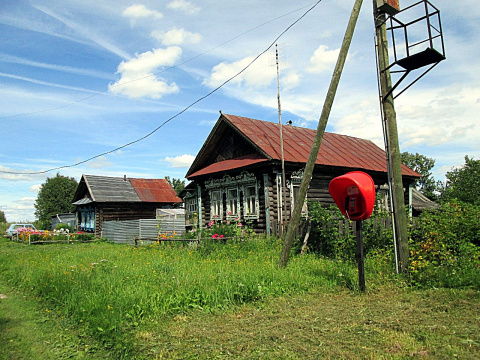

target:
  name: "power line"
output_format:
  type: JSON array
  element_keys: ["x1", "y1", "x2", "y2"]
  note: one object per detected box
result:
[
  {"x1": 0, "y1": 2, "x2": 318, "y2": 121},
  {"x1": 1, "y1": 0, "x2": 323, "y2": 175}
]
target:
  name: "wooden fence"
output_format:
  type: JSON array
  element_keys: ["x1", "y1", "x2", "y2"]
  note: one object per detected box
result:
[
  {"x1": 12, "y1": 233, "x2": 96, "y2": 245},
  {"x1": 271, "y1": 216, "x2": 392, "y2": 238}
]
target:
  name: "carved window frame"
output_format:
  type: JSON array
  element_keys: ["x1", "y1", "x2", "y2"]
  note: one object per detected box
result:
[
  {"x1": 243, "y1": 184, "x2": 259, "y2": 220},
  {"x1": 289, "y1": 169, "x2": 308, "y2": 217},
  {"x1": 209, "y1": 189, "x2": 223, "y2": 220},
  {"x1": 226, "y1": 187, "x2": 240, "y2": 219},
  {"x1": 205, "y1": 171, "x2": 259, "y2": 221}
]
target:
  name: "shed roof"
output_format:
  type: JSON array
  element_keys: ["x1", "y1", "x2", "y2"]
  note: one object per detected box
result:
[
  {"x1": 412, "y1": 188, "x2": 440, "y2": 212},
  {"x1": 186, "y1": 113, "x2": 421, "y2": 178},
  {"x1": 72, "y1": 175, "x2": 182, "y2": 204},
  {"x1": 130, "y1": 178, "x2": 182, "y2": 203}
]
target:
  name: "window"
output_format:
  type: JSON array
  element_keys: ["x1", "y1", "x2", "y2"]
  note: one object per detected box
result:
[
  {"x1": 187, "y1": 197, "x2": 198, "y2": 215},
  {"x1": 226, "y1": 188, "x2": 239, "y2": 219},
  {"x1": 244, "y1": 185, "x2": 259, "y2": 219},
  {"x1": 210, "y1": 190, "x2": 222, "y2": 219},
  {"x1": 292, "y1": 184, "x2": 308, "y2": 216},
  {"x1": 79, "y1": 207, "x2": 95, "y2": 231}
]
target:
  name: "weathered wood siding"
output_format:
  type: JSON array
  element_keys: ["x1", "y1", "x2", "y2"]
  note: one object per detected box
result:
[
  {"x1": 94, "y1": 203, "x2": 161, "y2": 238},
  {"x1": 192, "y1": 164, "x2": 416, "y2": 235}
]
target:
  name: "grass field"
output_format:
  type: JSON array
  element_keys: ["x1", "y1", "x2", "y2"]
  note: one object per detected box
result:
[{"x1": 0, "y1": 236, "x2": 479, "y2": 359}]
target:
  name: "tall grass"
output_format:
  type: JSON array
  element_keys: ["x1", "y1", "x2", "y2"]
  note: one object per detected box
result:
[{"x1": 0, "y1": 236, "x2": 361, "y2": 356}]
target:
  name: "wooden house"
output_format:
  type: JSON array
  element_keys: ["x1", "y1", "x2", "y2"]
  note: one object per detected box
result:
[
  {"x1": 72, "y1": 175, "x2": 182, "y2": 237},
  {"x1": 183, "y1": 113, "x2": 421, "y2": 235}
]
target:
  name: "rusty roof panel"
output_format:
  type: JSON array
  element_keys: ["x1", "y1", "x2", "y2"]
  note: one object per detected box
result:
[
  {"x1": 129, "y1": 178, "x2": 182, "y2": 203},
  {"x1": 188, "y1": 153, "x2": 268, "y2": 178},
  {"x1": 223, "y1": 114, "x2": 420, "y2": 177}
]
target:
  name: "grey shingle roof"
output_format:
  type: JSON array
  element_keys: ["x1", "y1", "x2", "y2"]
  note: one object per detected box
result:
[{"x1": 84, "y1": 175, "x2": 141, "y2": 203}]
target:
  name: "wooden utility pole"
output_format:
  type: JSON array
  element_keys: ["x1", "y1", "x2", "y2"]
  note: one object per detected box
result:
[
  {"x1": 373, "y1": 0, "x2": 409, "y2": 273},
  {"x1": 279, "y1": 0, "x2": 364, "y2": 268}
]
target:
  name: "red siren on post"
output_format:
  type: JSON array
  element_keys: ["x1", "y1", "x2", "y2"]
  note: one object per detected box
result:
[{"x1": 329, "y1": 171, "x2": 376, "y2": 221}]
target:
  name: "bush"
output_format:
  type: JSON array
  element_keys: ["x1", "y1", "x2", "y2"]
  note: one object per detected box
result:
[
  {"x1": 408, "y1": 200, "x2": 480, "y2": 288},
  {"x1": 55, "y1": 222, "x2": 74, "y2": 233},
  {"x1": 0, "y1": 222, "x2": 9, "y2": 236},
  {"x1": 307, "y1": 201, "x2": 393, "y2": 261},
  {"x1": 307, "y1": 203, "x2": 354, "y2": 259}
]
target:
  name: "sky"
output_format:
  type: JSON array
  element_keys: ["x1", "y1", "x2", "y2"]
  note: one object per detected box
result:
[{"x1": 1, "y1": 0, "x2": 479, "y2": 222}]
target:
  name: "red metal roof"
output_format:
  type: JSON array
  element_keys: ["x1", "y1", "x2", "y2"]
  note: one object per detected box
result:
[
  {"x1": 222, "y1": 114, "x2": 420, "y2": 177},
  {"x1": 129, "y1": 178, "x2": 182, "y2": 203},
  {"x1": 188, "y1": 153, "x2": 268, "y2": 178}
]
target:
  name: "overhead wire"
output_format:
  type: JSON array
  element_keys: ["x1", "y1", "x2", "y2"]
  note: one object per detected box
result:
[
  {"x1": 0, "y1": 0, "x2": 323, "y2": 175},
  {"x1": 0, "y1": 2, "x2": 318, "y2": 121}
]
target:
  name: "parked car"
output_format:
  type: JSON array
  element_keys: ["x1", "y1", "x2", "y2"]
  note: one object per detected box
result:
[{"x1": 5, "y1": 223, "x2": 38, "y2": 238}]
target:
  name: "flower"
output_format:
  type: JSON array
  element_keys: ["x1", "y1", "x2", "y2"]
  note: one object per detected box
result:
[{"x1": 237, "y1": 222, "x2": 243, "y2": 227}]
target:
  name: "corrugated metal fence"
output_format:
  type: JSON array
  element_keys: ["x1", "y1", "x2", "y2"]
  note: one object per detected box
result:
[{"x1": 101, "y1": 217, "x2": 186, "y2": 244}]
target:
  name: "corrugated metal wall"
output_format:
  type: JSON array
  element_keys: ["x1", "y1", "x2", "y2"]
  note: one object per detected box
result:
[{"x1": 101, "y1": 217, "x2": 185, "y2": 244}]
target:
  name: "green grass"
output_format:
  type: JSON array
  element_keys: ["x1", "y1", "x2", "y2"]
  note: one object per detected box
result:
[
  {"x1": 0, "y1": 277, "x2": 111, "y2": 359},
  {"x1": 0, "y1": 236, "x2": 479, "y2": 359}
]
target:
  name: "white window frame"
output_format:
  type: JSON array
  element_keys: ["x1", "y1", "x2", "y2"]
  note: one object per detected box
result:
[
  {"x1": 291, "y1": 183, "x2": 308, "y2": 217},
  {"x1": 209, "y1": 190, "x2": 223, "y2": 220},
  {"x1": 226, "y1": 187, "x2": 240, "y2": 219},
  {"x1": 290, "y1": 169, "x2": 308, "y2": 218},
  {"x1": 186, "y1": 196, "x2": 198, "y2": 215},
  {"x1": 243, "y1": 184, "x2": 259, "y2": 220}
]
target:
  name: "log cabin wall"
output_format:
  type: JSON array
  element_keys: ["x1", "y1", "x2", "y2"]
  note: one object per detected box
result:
[
  {"x1": 94, "y1": 203, "x2": 161, "y2": 238},
  {"x1": 190, "y1": 164, "x2": 416, "y2": 236}
]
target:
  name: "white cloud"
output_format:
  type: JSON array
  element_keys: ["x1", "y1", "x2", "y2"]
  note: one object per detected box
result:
[
  {"x1": 33, "y1": 5, "x2": 131, "y2": 60},
  {"x1": 122, "y1": 4, "x2": 163, "y2": 22},
  {"x1": 4, "y1": 197, "x2": 37, "y2": 222},
  {"x1": 0, "y1": 167, "x2": 36, "y2": 181},
  {"x1": 333, "y1": 99, "x2": 385, "y2": 147},
  {"x1": 87, "y1": 156, "x2": 113, "y2": 169},
  {"x1": 163, "y1": 154, "x2": 195, "y2": 168},
  {"x1": 29, "y1": 184, "x2": 42, "y2": 193},
  {"x1": 281, "y1": 71, "x2": 301, "y2": 91},
  {"x1": 395, "y1": 84, "x2": 480, "y2": 148},
  {"x1": 109, "y1": 47, "x2": 182, "y2": 99},
  {"x1": 307, "y1": 45, "x2": 340, "y2": 73},
  {"x1": 167, "y1": 0, "x2": 201, "y2": 15},
  {"x1": 151, "y1": 28, "x2": 202, "y2": 46},
  {"x1": 204, "y1": 54, "x2": 275, "y2": 89}
]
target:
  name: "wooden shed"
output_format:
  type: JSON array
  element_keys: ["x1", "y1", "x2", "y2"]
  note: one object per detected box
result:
[
  {"x1": 72, "y1": 175, "x2": 182, "y2": 237},
  {"x1": 183, "y1": 113, "x2": 421, "y2": 235}
]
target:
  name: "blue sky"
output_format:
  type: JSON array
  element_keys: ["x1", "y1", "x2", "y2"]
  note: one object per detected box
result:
[{"x1": 1, "y1": 0, "x2": 479, "y2": 222}]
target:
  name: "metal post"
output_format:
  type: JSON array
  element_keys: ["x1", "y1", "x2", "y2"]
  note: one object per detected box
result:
[{"x1": 356, "y1": 221, "x2": 366, "y2": 292}]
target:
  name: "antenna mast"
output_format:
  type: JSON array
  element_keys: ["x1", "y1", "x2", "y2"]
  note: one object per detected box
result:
[{"x1": 276, "y1": 44, "x2": 287, "y2": 235}]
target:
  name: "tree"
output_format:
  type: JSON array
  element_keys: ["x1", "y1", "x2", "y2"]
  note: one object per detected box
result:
[
  {"x1": 165, "y1": 176, "x2": 185, "y2": 196},
  {"x1": 34, "y1": 173, "x2": 78, "y2": 229},
  {"x1": 0, "y1": 210, "x2": 6, "y2": 223},
  {"x1": 401, "y1": 152, "x2": 438, "y2": 201},
  {"x1": 441, "y1": 156, "x2": 480, "y2": 205}
]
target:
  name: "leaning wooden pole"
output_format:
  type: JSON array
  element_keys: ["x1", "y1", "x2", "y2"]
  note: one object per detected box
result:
[
  {"x1": 373, "y1": 0, "x2": 409, "y2": 273},
  {"x1": 278, "y1": 0, "x2": 364, "y2": 268}
]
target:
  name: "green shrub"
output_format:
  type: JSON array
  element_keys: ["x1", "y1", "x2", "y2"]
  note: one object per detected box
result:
[
  {"x1": 55, "y1": 222, "x2": 74, "y2": 233},
  {"x1": 408, "y1": 200, "x2": 480, "y2": 288},
  {"x1": 307, "y1": 201, "x2": 393, "y2": 261},
  {"x1": 0, "y1": 222, "x2": 9, "y2": 236}
]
